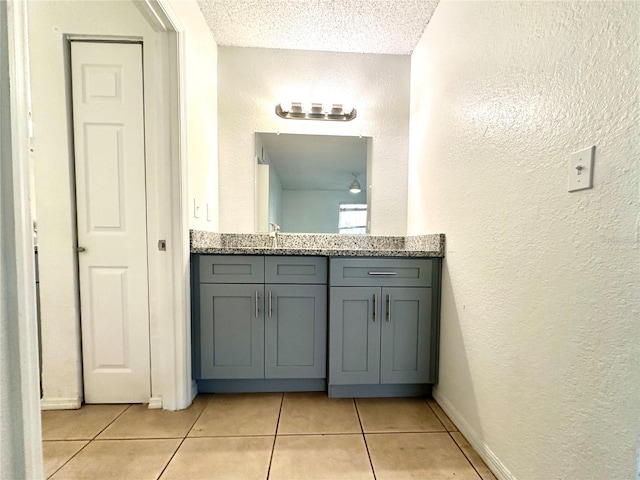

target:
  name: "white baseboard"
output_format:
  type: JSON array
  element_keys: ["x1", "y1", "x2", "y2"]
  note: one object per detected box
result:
[
  {"x1": 40, "y1": 397, "x2": 82, "y2": 410},
  {"x1": 191, "y1": 380, "x2": 198, "y2": 402},
  {"x1": 433, "y1": 390, "x2": 516, "y2": 480},
  {"x1": 148, "y1": 397, "x2": 163, "y2": 409}
]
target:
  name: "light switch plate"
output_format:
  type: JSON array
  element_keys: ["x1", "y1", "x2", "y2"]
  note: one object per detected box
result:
[
  {"x1": 193, "y1": 198, "x2": 200, "y2": 218},
  {"x1": 568, "y1": 146, "x2": 595, "y2": 192}
]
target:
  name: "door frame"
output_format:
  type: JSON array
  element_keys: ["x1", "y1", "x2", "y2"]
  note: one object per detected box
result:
[
  {"x1": 2, "y1": 0, "x2": 43, "y2": 477},
  {"x1": 123, "y1": 0, "x2": 193, "y2": 411}
]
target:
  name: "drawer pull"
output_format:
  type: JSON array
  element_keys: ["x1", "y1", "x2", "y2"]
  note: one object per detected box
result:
[
  {"x1": 367, "y1": 271, "x2": 397, "y2": 276},
  {"x1": 386, "y1": 294, "x2": 391, "y2": 322},
  {"x1": 255, "y1": 291, "x2": 259, "y2": 318},
  {"x1": 373, "y1": 294, "x2": 377, "y2": 322},
  {"x1": 268, "y1": 290, "x2": 272, "y2": 318}
]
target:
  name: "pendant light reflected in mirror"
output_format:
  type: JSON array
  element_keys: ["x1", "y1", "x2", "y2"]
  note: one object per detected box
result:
[{"x1": 349, "y1": 174, "x2": 362, "y2": 194}]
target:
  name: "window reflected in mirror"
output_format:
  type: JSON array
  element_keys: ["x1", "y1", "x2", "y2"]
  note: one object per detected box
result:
[{"x1": 338, "y1": 204, "x2": 367, "y2": 234}]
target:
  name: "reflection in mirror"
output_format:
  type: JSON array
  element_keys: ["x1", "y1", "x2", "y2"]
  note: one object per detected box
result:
[{"x1": 255, "y1": 133, "x2": 370, "y2": 234}]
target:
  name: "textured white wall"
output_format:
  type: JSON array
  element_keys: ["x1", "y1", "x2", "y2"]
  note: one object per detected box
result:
[
  {"x1": 218, "y1": 46, "x2": 410, "y2": 235},
  {"x1": 408, "y1": 2, "x2": 640, "y2": 479},
  {"x1": 172, "y1": 0, "x2": 219, "y2": 231}
]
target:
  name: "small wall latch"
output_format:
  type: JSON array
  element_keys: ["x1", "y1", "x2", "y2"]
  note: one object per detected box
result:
[{"x1": 158, "y1": 240, "x2": 167, "y2": 251}]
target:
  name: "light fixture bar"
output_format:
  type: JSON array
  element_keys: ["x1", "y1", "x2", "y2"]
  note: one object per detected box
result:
[{"x1": 276, "y1": 102, "x2": 357, "y2": 121}]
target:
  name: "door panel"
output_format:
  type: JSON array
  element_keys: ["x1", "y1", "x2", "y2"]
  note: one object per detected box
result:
[
  {"x1": 71, "y1": 42, "x2": 150, "y2": 403},
  {"x1": 200, "y1": 284, "x2": 265, "y2": 379},
  {"x1": 380, "y1": 288, "x2": 432, "y2": 384},
  {"x1": 329, "y1": 287, "x2": 380, "y2": 385},
  {"x1": 83, "y1": 124, "x2": 124, "y2": 230},
  {"x1": 88, "y1": 267, "x2": 129, "y2": 367},
  {"x1": 265, "y1": 284, "x2": 326, "y2": 378}
]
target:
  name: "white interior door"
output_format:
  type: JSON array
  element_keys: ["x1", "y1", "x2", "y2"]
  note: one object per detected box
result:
[{"x1": 71, "y1": 41, "x2": 150, "y2": 403}]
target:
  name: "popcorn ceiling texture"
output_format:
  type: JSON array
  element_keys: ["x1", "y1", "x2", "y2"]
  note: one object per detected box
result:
[
  {"x1": 408, "y1": 1, "x2": 639, "y2": 479},
  {"x1": 196, "y1": 0, "x2": 439, "y2": 55},
  {"x1": 190, "y1": 230, "x2": 445, "y2": 257}
]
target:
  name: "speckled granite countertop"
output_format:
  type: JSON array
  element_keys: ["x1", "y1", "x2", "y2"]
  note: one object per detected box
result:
[{"x1": 190, "y1": 231, "x2": 445, "y2": 257}]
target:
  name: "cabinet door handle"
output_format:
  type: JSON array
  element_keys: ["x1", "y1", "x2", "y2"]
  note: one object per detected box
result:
[
  {"x1": 373, "y1": 294, "x2": 377, "y2": 322},
  {"x1": 386, "y1": 294, "x2": 391, "y2": 322},
  {"x1": 255, "y1": 291, "x2": 259, "y2": 318},
  {"x1": 368, "y1": 271, "x2": 397, "y2": 276},
  {"x1": 268, "y1": 290, "x2": 272, "y2": 318}
]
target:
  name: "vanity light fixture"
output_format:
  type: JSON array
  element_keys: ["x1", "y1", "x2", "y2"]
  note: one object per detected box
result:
[
  {"x1": 349, "y1": 174, "x2": 362, "y2": 194},
  {"x1": 276, "y1": 101, "x2": 357, "y2": 121}
]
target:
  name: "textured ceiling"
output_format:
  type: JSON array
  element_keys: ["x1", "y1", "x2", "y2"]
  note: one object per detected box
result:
[{"x1": 197, "y1": 0, "x2": 440, "y2": 55}]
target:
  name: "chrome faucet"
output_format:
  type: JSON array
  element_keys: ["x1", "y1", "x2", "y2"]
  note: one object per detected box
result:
[{"x1": 269, "y1": 223, "x2": 280, "y2": 248}]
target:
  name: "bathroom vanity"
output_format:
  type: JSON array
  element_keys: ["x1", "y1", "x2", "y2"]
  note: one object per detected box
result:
[{"x1": 191, "y1": 231, "x2": 444, "y2": 398}]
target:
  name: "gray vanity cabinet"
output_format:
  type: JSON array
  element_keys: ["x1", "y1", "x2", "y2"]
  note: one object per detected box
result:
[
  {"x1": 195, "y1": 255, "x2": 327, "y2": 388},
  {"x1": 328, "y1": 258, "x2": 439, "y2": 396},
  {"x1": 329, "y1": 287, "x2": 381, "y2": 385},
  {"x1": 264, "y1": 284, "x2": 326, "y2": 379},
  {"x1": 379, "y1": 287, "x2": 432, "y2": 384},
  {"x1": 199, "y1": 284, "x2": 265, "y2": 379}
]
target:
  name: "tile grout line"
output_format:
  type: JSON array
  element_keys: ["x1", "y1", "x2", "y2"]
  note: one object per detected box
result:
[
  {"x1": 424, "y1": 395, "x2": 482, "y2": 477},
  {"x1": 184, "y1": 393, "x2": 216, "y2": 438},
  {"x1": 93, "y1": 404, "x2": 133, "y2": 440},
  {"x1": 363, "y1": 430, "x2": 449, "y2": 435},
  {"x1": 154, "y1": 436, "x2": 187, "y2": 479},
  {"x1": 154, "y1": 394, "x2": 214, "y2": 480},
  {"x1": 265, "y1": 392, "x2": 285, "y2": 480},
  {"x1": 447, "y1": 431, "x2": 484, "y2": 480},
  {"x1": 45, "y1": 440, "x2": 91, "y2": 480},
  {"x1": 353, "y1": 398, "x2": 377, "y2": 480},
  {"x1": 423, "y1": 396, "x2": 448, "y2": 431},
  {"x1": 46, "y1": 403, "x2": 133, "y2": 479}
]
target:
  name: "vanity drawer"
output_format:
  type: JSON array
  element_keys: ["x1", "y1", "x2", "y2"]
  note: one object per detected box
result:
[
  {"x1": 265, "y1": 256, "x2": 327, "y2": 284},
  {"x1": 329, "y1": 258, "x2": 433, "y2": 287},
  {"x1": 199, "y1": 255, "x2": 265, "y2": 284}
]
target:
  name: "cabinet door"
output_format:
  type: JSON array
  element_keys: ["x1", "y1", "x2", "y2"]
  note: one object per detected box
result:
[
  {"x1": 264, "y1": 284, "x2": 327, "y2": 379},
  {"x1": 199, "y1": 284, "x2": 264, "y2": 379},
  {"x1": 380, "y1": 287, "x2": 432, "y2": 384},
  {"x1": 329, "y1": 287, "x2": 381, "y2": 385}
]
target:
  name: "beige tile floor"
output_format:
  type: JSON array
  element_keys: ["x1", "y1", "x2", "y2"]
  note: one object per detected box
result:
[{"x1": 42, "y1": 393, "x2": 497, "y2": 480}]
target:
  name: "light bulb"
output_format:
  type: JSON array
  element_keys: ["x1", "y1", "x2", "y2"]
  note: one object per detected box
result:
[
  {"x1": 301, "y1": 102, "x2": 313, "y2": 113},
  {"x1": 322, "y1": 103, "x2": 333, "y2": 114},
  {"x1": 342, "y1": 103, "x2": 354, "y2": 115},
  {"x1": 280, "y1": 101, "x2": 292, "y2": 113}
]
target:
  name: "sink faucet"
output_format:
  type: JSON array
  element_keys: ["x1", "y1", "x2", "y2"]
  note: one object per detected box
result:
[{"x1": 269, "y1": 223, "x2": 280, "y2": 248}]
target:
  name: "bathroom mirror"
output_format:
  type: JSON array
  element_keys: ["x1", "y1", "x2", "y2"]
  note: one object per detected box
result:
[{"x1": 255, "y1": 133, "x2": 370, "y2": 234}]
